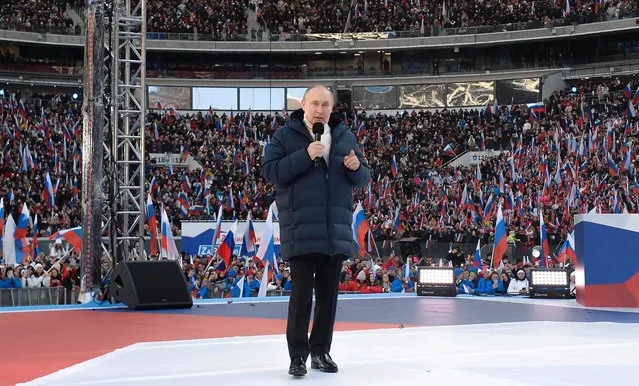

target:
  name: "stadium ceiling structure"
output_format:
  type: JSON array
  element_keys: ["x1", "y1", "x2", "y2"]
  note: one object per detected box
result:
[{"x1": 81, "y1": 0, "x2": 147, "y2": 299}]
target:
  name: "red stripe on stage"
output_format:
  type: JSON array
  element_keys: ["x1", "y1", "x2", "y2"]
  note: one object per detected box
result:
[{"x1": 1, "y1": 310, "x2": 412, "y2": 385}]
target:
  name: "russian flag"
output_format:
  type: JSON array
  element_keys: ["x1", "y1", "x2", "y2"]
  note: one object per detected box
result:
[
  {"x1": 557, "y1": 232, "x2": 577, "y2": 265},
  {"x1": 356, "y1": 122, "x2": 366, "y2": 140},
  {"x1": 352, "y1": 202, "x2": 371, "y2": 257},
  {"x1": 176, "y1": 192, "x2": 190, "y2": 216},
  {"x1": 492, "y1": 204, "x2": 507, "y2": 268},
  {"x1": 167, "y1": 158, "x2": 174, "y2": 176},
  {"x1": 392, "y1": 207, "x2": 404, "y2": 231},
  {"x1": 14, "y1": 203, "x2": 31, "y2": 264},
  {"x1": 623, "y1": 83, "x2": 633, "y2": 99},
  {"x1": 160, "y1": 206, "x2": 180, "y2": 259},
  {"x1": 633, "y1": 85, "x2": 639, "y2": 105},
  {"x1": 528, "y1": 102, "x2": 545, "y2": 119},
  {"x1": 216, "y1": 220, "x2": 237, "y2": 271},
  {"x1": 256, "y1": 204, "x2": 277, "y2": 293},
  {"x1": 240, "y1": 212, "x2": 257, "y2": 258},
  {"x1": 42, "y1": 172, "x2": 55, "y2": 210},
  {"x1": 146, "y1": 194, "x2": 158, "y2": 256},
  {"x1": 443, "y1": 143, "x2": 456, "y2": 157},
  {"x1": 483, "y1": 194, "x2": 495, "y2": 218},
  {"x1": 607, "y1": 153, "x2": 619, "y2": 176},
  {"x1": 473, "y1": 239, "x2": 482, "y2": 269},
  {"x1": 390, "y1": 155, "x2": 398, "y2": 177},
  {"x1": 31, "y1": 214, "x2": 40, "y2": 261},
  {"x1": 226, "y1": 275, "x2": 245, "y2": 298},
  {"x1": 539, "y1": 206, "x2": 550, "y2": 268},
  {"x1": 150, "y1": 176, "x2": 159, "y2": 197},
  {"x1": 181, "y1": 175, "x2": 191, "y2": 192},
  {"x1": 55, "y1": 226, "x2": 82, "y2": 253},
  {"x1": 211, "y1": 205, "x2": 224, "y2": 256}
]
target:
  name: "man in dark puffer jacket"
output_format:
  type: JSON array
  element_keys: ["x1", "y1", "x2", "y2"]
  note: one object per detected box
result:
[{"x1": 262, "y1": 85, "x2": 370, "y2": 377}]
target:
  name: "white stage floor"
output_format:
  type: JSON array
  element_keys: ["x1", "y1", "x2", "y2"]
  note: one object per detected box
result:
[{"x1": 21, "y1": 320, "x2": 639, "y2": 386}]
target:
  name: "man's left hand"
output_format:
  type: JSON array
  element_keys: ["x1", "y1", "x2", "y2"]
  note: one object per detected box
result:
[{"x1": 344, "y1": 150, "x2": 360, "y2": 171}]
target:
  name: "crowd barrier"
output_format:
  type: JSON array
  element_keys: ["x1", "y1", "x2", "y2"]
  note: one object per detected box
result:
[{"x1": 0, "y1": 287, "x2": 80, "y2": 307}]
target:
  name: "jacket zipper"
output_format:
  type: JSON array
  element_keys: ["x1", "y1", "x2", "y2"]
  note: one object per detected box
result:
[{"x1": 324, "y1": 143, "x2": 333, "y2": 257}]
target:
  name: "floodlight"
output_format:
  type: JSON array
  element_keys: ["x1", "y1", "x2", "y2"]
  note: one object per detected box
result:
[
  {"x1": 529, "y1": 269, "x2": 570, "y2": 298},
  {"x1": 416, "y1": 267, "x2": 456, "y2": 297}
]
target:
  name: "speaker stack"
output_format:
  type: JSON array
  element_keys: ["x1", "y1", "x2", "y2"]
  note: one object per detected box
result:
[{"x1": 110, "y1": 261, "x2": 193, "y2": 310}]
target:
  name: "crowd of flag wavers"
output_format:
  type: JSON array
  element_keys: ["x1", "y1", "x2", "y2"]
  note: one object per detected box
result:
[{"x1": 1, "y1": 79, "x2": 638, "y2": 297}]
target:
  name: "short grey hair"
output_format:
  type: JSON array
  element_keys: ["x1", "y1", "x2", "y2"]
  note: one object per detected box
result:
[{"x1": 302, "y1": 84, "x2": 333, "y2": 101}]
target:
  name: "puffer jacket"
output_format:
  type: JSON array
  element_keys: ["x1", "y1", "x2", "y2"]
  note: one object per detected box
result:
[{"x1": 261, "y1": 109, "x2": 370, "y2": 260}]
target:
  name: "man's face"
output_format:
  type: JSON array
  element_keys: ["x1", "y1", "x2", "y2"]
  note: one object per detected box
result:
[{"x1": 302, "y1": 87, "x2": 333, "y2": 125}]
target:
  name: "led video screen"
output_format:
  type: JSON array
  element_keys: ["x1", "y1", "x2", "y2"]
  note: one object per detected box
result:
[
  {"x1": 192, "y1": 87, "x2": 238, "y2": 110},
  {"x1": 446, "y1": 82, "x2": 495, "y2": 107},
  {"x1": 399, "y1": 84, "x2": 446, "y2": 108},
  {"x1": 352, "y1": 86, "x2": 398, "y2": 109},
  {"x1": 239, "y1": 88, "x2": 285, "y2": 111},
  {"x1": 148, "y1": 86, "x2": 191, "y2": 110},
  {"x1": 496, "y1": 78, "x2": 540, "y2": 105}
]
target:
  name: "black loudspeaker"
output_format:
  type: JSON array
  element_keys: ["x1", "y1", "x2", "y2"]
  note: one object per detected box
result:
[{"x1": 110, "y1": 261, "x2": 193, "y2": 310}]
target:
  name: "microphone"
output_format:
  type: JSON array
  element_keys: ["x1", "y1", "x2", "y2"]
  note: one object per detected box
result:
[{"x1": 312, "y1": 122, "x2": 324, "y2": 166}]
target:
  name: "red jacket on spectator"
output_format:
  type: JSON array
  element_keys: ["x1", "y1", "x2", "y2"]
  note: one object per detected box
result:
[
  {"x1": 360, "y1": 284, "x2": 382, "y2": 294},
  {"x1": 339, "y1": 280, "x2": 359, "y2": 292}
]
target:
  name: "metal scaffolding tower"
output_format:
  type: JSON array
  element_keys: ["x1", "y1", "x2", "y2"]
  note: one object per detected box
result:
[
  {"x1": 109, "y1": 0, "x2": 147, "y2": 264},
  {"x1": 81, "y1": 0, "x2": 147, "y2": 299}
]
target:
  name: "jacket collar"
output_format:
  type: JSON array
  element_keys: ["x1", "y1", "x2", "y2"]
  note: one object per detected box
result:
[{"x1": 289, "y1": 108, "x2": 348, "y2": 139}]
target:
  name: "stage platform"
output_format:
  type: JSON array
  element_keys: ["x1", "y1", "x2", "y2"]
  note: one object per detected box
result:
[{"x1": 3, "y1": 294, "x2": 639, "y2": 386}]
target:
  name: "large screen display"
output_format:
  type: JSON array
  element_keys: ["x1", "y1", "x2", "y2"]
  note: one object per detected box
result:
[
  {"x1": 352, "y1": 86, "x2": 398, "y2": 109},
  {"x1": 192, "y1": 87, "x2": 238, "y2": 110},
  {"x1": 148, "y1": 86, "x2": 191, "y2": 110},
  {"x1": 496, "y1": 78, "x2": 540, "y2": 105},
  {"x1": 399, "y1": 84, "x2": 446, "y2": 108},
  {"x1": 446, "y1": 82, "x2": 495, "y2": 107},
  {"x1": 239, "y1": 88, "x2": 285, "y2": 111}
]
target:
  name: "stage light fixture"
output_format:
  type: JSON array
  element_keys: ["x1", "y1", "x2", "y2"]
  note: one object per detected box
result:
[
  {"x1": 416, "y1": 267, "x2": 456, "y2": 297},
  {"x1": 529, "y1": 269, "x2": 570, "y2": 298}
]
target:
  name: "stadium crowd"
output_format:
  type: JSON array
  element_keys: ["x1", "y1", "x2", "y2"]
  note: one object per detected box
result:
[
  {"x1": 256, "y1": 0, "x2": 639, "y2": 36},
  {"x1": 147, "y1": 0, "x2": 248, "y2": 40},
  {"x1": 1, "y1": 0, "x2": 637, "y2": 39},
  {"x1": 348, "y1": 0, "x2": 639, "y2": 34},
  {"x1": 0, "y1": 0, "x2": 79, "y2": 34},
  {"x1": 1, "y1": 77, "x2": 637, "y2": 298}
]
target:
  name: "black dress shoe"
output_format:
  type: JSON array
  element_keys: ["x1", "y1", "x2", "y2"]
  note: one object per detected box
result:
[
  {"x1": 311, "y1": 353, "x2": 338, "y2": 373},
  {"x1": 288, "y1": 357, "x2": 307, "y2": 377}
]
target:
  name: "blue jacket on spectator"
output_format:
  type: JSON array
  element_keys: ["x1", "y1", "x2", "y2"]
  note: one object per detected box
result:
[
  {"x1": 189, "y1": 283, "x2": 209, "y2": 299},
  {"x1": 243, "y1": 279, "x2": 260, "y2": 296},
  {"x1": 476, "y1": 278, "x2": 504, "y2": 295},
  {"x1": 457, "y1": 279, "x2": 475, "y2": 294},
  {"x1": 284, "y1": 279, "x2": 292, "y2": 291},
  {"x1": 390, "y1": 277, "x2": 404, "y2": 293},
  {"x1": 0, "y1": 277, "x2": 22, "y2": 289},
  {"x1": 262, "y1": 109, "x2": 370, "y2": 260}
]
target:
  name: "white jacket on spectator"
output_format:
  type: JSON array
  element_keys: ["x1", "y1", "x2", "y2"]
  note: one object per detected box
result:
[
  {"x1": 27, "y1": 275, "x2": 51, "y2": 288},
  {"x1": 507, "y1": 278, "x2": 529, "y2": 295}
]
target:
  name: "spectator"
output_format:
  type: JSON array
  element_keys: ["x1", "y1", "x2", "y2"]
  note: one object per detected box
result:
[
  {"x1": 476, "y1": 270, "x2": 505, "y2": 295},
  {"x1": 456, "y1": 270, "x2": 475, "y2": 294},
  {"x1": 0, "y1": 266, "x2": 23, "y2": 288},
  {"x1": 507, "y1": 269, "x2": 530, "y2": 295}
]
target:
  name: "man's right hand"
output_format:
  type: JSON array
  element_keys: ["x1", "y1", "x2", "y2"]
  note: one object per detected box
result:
[{"x1": 307, "y1": 141, "x2": 324, "y2": 160}]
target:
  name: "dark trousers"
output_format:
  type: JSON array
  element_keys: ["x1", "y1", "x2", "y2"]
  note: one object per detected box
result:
[{"x1": 286, "y1": 253, "x2": 342, "y2": 360}]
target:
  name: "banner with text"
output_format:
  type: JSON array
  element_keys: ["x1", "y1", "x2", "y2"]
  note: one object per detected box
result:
[
  {"x1": 181, "y1": 221, "x2": 281, "y2": 257},
  {"x1": 448, "y1": 150, "x2": 502, "y2": 167}
]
